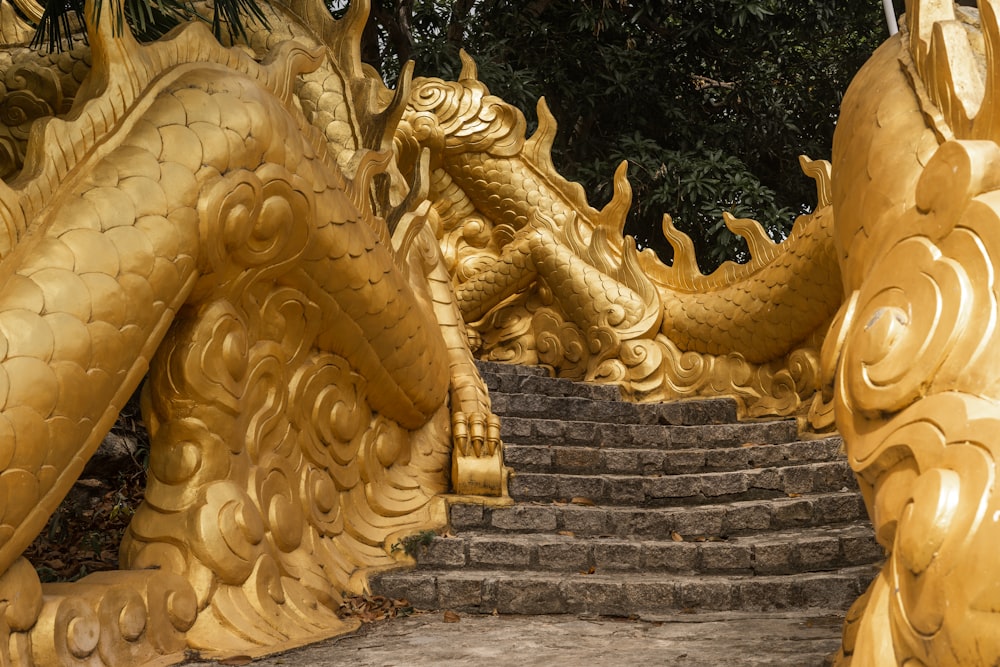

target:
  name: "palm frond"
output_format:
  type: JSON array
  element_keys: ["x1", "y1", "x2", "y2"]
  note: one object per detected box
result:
[
  {"x1": 210, "y1": 0, "x2": 269, "y2": 43},
  {"x1": 29, "y1": 0, "x2": 270, "y2": 51},
  {"x1": 30, "y1": 0, "x2": 86, "y2": 52}
]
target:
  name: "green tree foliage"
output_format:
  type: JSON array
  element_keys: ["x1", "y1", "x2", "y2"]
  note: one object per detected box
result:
[{"x1": 337, "y1": 0, "x2": 888, "y2": 271}]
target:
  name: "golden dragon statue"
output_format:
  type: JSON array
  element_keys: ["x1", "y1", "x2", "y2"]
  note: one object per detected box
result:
[
  {"x1": 397, "y1": 58, "x2": 842, "y2": 423},
  {"x1": 0, "y1": 0, "x2": 992, "y2": 662}
]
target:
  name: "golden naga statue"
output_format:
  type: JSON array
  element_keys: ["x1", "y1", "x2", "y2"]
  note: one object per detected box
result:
[
  {"x1": 828, "y1": 1, "x2": 1000, "y2": 664},
  {"x1": 0, "y1": 0, "x2": 506, "y2": 661},
  {"x1": 398, "y1": 61, "x2": 842, "y2": 422},
  {"x1": 0, "y1": 0, "x2": 994, "y2": 661}
]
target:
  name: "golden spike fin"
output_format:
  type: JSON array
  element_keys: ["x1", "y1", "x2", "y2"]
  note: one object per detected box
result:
[
  {"x1": 585, "y1": 226, "x2": 617, "y2": 276},
  {"x1": 392, "y1": 201, "x2": 432, "y2": 271},
  {"x1": 524, "y1": 97, "x2": 559, "y2": 172},
  {"x1": 597, "y1": 161, "x2": 633, "y2": 239},
  {"x1": 660, "y1": 213, "x2": 702, "y2": 288},
  {"x1": 346, "y1": 148, "x2": 394, "y2": 246},
  {"x1": 928, "y1": 19, "x2": 981, "y2": 135},
  {"x1": 459, "y1": 49, "x2": 479, "y2": 81},
  {"x1": 554, "y1": 210, "x2": 587, "y2": 258},
  {"x1": 798, "y1": 156, "x2": 833, "y2": 208},
  {"x1": 388, "y1": 146, "x2": 432, "y2": 236},
  {"x1": 261, "y1": 41, "x2": 327, "y2": 106},
  {"x1": 616, "y1": 235, "x2": 663, "y2": 337},
  {"x1": 908, "y1": 0, "x2": 957, "y2": 77},
  {"x1": 366, "y1": 59, "x2": 414, "y2": 152},
  {"x1": 722, "y1": 212, "x2": 777, "y2": 264}
]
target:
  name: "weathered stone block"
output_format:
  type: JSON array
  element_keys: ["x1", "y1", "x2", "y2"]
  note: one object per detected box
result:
[
  {"x1": 623, "y1": 580, "x2": 676, "y2": 610},
  {"x1": 592, "y1": 542, "x2": 643, "y2": 571},
  {"x1": 561, "y1": 578, "x2": 628, "y2": 616},
  {"x1": 504, "y1": 445, "x2": 552, "y2": 470},
  {"x1": 559, "y1": 508, "x2": 609, "y2": 535},
  {"x1": 676, "y1": 580, "x2": 736, "y2": 610},
  {"x1": 469, "y1": 538, "x2": 532, "y2": 567},
  {"x1": 704, "y1": 447, "x2": 748, "y2": 470},
  {"x1": 617, "y1": 509, "x2": 672, "y2": 538},
  {"x1": 781, "y1": 466, "x2": 816, "y2": 494},
  {"x1": 748, "y1": 444, "x2": 789, "y2": 468},
  {"x1": 699, "y1": 542, "x2": 752, "y2": 572},
  {"x1": 564, "y1": 420, "x2": 599, "y2": 444},
  {"x1": 420, "y1": 538, "x2": 466, "y2": 567},
  {"x1": 749, "y1": 467, "x2": 782, "y2": 491},
  {"x1": 449, "y1": 503, "x2": 485, "y2": 529},
  {"x1": 671, "y1": 507, "x2": 725, "y2": 536},
  {"x1": 628, "y1": 424, "x2": 671, "y2": 448},
  {"x1": 701, "y1": 472, "x2": 749, "y2": 497},
  {"x1": 816, "y1": 492, "x2": 865, "y2": 523},
  {"x1": 607, "y1": 477, "x2": 646, "y2": 504},
  {"x1": 556, "y1": 475, "x2": 606, "y2": 501},
  {"x1": 841, "y1": 533, "x2": 884, "y2": 565},
  {"x1": 373, "y1": 574, "x2": 437, "y2": 608},
  {"x1": 646, "y1": 475, "x2": 701, "y2": 499},
  {"x1": 663, "y1": 450, "x2": 707, "y2": 474},
  {"x1": 534, "y1": 419, "x2": 565, "y2": 440},
  {"x1": 603, "y1": 449, "x2": 643, "y2": 474},
  {"x1": 642, "y1": 542, "x2": 697, "y2": 572},
  {"x1": 722, "y1": 502, "x2": 771, "y2": 532},
  {"x1": 509, "y1": 473, "x2": 558, "y2": 499},
  {"x1": 813, "y1": 461, "x2": 853, "y2": 490},
  {"x1": 536, "y1": 541, "x2": 590, "y2": 571},
  {"x1": 753, "y1": 541, "x2": 795, "y2": 575},
  {"x1": 491, "y1": 505, "x2": 557, "y2": 531},
  {"x1": 737, "y1": 578, "x2": 797, "y2": 611},
  {"x1": 771, "y1": 499, "x2": 814, "y2": 527},
  {"x1": 499, "y1": 416, "x2": 532, "y2": 440},
  {"x1": 554, "y1": 447, "x2": 601, "y2": 472},
  {"x1": 493, "y1": 578, "x2": 566, "y2": 614},
  {"x1": 437, "y1": 577, "x2": 485, "y2": 609},
  {"x1": 797, "y1": 536, "x2": 841, "y2": 569}
]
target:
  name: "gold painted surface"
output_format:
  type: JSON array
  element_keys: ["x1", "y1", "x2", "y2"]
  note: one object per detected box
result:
[
  {"x1": 395, "y1": 56, "x2": 843, "y2": 421},
  {"x1": 0, "y1": 0, "x2": 502, "y2": 662},
  {"x1": 0, "y1": 0, "x2": 994, "y2": 660},
  {"x1": 827, "y1": 1, "x2": 1000, "y2": 663}
]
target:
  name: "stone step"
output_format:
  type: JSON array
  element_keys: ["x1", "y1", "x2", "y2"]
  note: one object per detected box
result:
[
  {"x1": 413, "y1": 523, "x2": 881, "y2": 576},
  {"x1": 491, "y1": 392, "x2": 739, "y2": 426},
  {"x1": 475, "y1": 360, "x2": 550, "y2": 377},
  {"x1": 500, "y1": 417, "x2": 798, "y2": 450},
  {"x1": 371, "y1": 565, "x2": 879, "y2": 616},
  {"x1": 504, "y1": 436, "x2": 844, "y2": 476},
  {"x1": 508, "y1": 461, "x2": 855, "y2": 506},
  {"x1": 449, "y1": 491, "x2": 868, "y2": 539},
  {"x1": 482, "y1": 371, "x2": 624, "y2": 402}
]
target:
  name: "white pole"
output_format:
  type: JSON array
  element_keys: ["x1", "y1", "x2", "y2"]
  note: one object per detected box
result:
[{"x1": 883, "y1": 0, "x2": 899, "y2": 35}]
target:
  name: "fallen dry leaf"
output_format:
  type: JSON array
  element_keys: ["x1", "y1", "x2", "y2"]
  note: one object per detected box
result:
[
  {"x1": 338, "y1": 593, "x2": 413, "y2": 623},
  {"x1": 670, "y1": 531, "x2": 684, "y2": 542},
  {"x1": 570, "y1": 496, "x2": 595, "y2": 506},
  {"x1": 443, "y1": 610, "x2": 461, "y2": 623}
]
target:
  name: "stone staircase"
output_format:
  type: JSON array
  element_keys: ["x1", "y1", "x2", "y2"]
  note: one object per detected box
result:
[{"x1": 372, "y1": 361, "x2": 882, "y2": 618}]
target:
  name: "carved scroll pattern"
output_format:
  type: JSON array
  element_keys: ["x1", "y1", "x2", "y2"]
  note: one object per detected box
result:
[
  {"x1": 120, "y1": 152, "x2": 452, "y2": 655},
  {"x1": 831, "y1": 139, "x2": 1000, "y2": 664}
]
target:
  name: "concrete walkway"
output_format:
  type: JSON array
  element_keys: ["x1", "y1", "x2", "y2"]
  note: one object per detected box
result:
[{"x1": 186, "y1": 611, "x2": 843, "y2": 666}]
